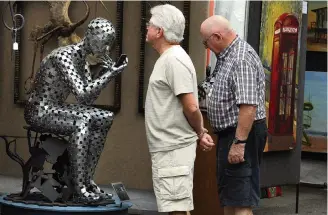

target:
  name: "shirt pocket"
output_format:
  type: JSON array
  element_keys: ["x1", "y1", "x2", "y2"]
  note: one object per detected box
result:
[{"x1": 211, "y1": 77, "x2": 231, "y2": 100}]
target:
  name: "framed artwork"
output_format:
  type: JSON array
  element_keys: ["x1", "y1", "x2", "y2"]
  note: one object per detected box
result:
[
  {"x1": 206, "y1": 0, "x2": 249, "y2": 73},
  {"x1": 306, "y1": 2, "x2": 327, "y2": 52},
  {"x1": 302, "y1": 2, "x2": 327, "y2": 153},
  {"x1": 302, "y1": 70, "x2": 327, "y2": 153},
  {"x1": 201, "y1": 0, "x2": 249, "y2": 109},
  {"x1": 258, "y1": 1, "x2": 303, "y2": 152},
  {"x1": 137, "y1": 1, "x2": 191, "y2": 114}
]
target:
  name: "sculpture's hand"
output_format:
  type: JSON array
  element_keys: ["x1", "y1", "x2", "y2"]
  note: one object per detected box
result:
[
  {"x1": 55, "y1": 49, "x2": 125, "y2": 105},
  {"x1": 98, "y1": 54, "x2": 114, "y2": 68},
  {"x1": 100, "y1": 56, "x2": 128, "y2": 78},
  {"x1": 99, "y1": 54, "x2": 128, "y2": 76},
  {"x1": 111, "y1": 56, "x2": 128, "y2": 74}
]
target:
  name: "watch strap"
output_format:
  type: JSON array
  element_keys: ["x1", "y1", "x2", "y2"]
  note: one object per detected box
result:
[{"x1": 233, "y1": 137, "x2": 247, "y2": 144}]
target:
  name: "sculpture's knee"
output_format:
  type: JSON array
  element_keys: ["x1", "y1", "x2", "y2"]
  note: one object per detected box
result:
[
  {"x1": 76, "y1": 111, "x2": 113, "y2": 131},
  {"x1": 79, "y1": 113, "x2": 93, "y2": 127},
  {"x1": 102, "y1": 111, "x2": 114, "y2": 129},
  {"x1": 90, "y1": 111, "x2": 114, "y2": 130},
  {"x1": 71, "y1": 114, "x2": 92, "y2": 134},
  {"x1": 24, "y1": 104, "x2": 39, "y2": 126}
]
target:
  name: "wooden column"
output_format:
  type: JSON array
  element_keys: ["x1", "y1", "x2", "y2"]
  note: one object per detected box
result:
[{"x1": 192, "y1": 113, "x2": 224, "y2": 215}]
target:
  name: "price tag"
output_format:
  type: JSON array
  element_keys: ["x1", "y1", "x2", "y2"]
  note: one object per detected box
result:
[
  {"x1": 13, "y1": 42, "x2": 18, "y2": 50},
  {"x1": 302, "y1": 1, "x2": 308, "y2": 14},
  {"x1": 111, "y1": 182, "x2": 130, "y2": 201}
]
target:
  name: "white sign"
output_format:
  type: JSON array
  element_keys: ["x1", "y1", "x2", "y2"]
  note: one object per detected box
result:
[
  {"x1": 302, "y1": 1, "x2": 308, "y2": 14},
  {"x1": 282, "y1": 27, "x2": 298, "y2": 33}
]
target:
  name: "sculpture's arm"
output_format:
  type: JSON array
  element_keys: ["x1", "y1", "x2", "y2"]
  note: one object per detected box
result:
[
  {"x1": 53, "y1": 50, "x2": 128, "y2": 105},
  {"x1": 84, "y1": 62, "x2": 93, "y2": 82}
]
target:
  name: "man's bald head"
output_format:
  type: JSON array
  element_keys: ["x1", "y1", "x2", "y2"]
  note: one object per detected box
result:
[
  {"x1": 200, "y1": 15, "x2": 236, "y2": 54},
  {"x1": 200, "y1": 15, "x2": 233, "y2": 38}
]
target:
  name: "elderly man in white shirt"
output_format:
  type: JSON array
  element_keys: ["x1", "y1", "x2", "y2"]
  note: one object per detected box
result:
[{"x1": 144, "y1": 4, "x2": 214, "y2": 215}]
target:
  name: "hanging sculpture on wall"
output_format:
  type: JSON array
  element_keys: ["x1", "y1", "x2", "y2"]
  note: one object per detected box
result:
[{"x1": 25, "y1": 1, "x2": 90, "y2": 94}]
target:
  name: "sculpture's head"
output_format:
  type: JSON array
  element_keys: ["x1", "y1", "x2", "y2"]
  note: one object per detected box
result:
[{"x1": 84, "y1": 18, "x2": 116, "y2": 57}]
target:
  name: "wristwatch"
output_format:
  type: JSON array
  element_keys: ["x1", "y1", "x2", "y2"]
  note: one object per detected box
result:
[{"x1": 232, "y1": 137, "x2": 247, "y2": 144}]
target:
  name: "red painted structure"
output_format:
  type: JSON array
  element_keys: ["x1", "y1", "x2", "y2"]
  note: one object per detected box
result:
[{"x1": 268, "y1": 13, "x2": 299, "y2": 136}]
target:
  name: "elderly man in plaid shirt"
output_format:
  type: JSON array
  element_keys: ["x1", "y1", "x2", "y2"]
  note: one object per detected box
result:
[{"x1": 198, "y1": 15, "x2": 267, "y2": 215}]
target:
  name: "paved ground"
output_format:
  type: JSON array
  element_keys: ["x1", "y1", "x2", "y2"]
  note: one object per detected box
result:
[
  {"x1": 0, "y1": 175, "x2": 326, "y2": 215},
  {"x1": 254, "y1": 185, "x2": 327, "y2": 215},
  {"x1": 300, "y1": 158, "x2": 327, "y2": 187}
]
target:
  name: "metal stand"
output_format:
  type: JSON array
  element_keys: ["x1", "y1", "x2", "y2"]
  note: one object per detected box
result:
[
  {"x1": 295, "y1": 183, "x2": 300, "y2": 214},
  {"x1": 295, "y1": 2, "x2": 308, "y2": 214},
  {"x1": 0, "y1": 126, "x2": 116, "y2": 205},
  {"x1": 0, "y1": 126, "x2": 133, "y2": 214}
]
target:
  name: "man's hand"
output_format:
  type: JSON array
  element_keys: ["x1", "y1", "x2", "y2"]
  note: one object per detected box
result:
[
  {"x1": 228, "y1": 143, "x2": 245, "y2": 164},
  {"x1": 199, "y1": 133, "x2": 215, "y2": 152}
]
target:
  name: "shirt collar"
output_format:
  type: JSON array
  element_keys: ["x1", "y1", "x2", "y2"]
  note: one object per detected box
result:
[{"x1": 216, "y1": 36, "x2": 240, "y2": 59}]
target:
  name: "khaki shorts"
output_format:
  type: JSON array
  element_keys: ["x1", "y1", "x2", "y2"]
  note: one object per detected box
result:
[{"x1": 150, "y1": 143, "x2": 197, "y2": 212}]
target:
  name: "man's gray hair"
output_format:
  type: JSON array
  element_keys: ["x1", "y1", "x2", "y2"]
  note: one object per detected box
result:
[{"x1": 150, "y1": 4, "x2": 185, "y2": 43}]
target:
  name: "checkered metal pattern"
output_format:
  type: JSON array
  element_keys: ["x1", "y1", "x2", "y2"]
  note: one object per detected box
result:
[
  {"x1": 199, "y1": 37, "x2": 266, "y2": 131},
  {"x1": 24, "y1": 18, "x2": 127, "y2": 203},
  {"x1": 85, "y1": 17, "x2": 116, "y2": 56}
]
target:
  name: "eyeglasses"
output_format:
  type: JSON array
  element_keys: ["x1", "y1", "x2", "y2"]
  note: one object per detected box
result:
[
  {"x1": 146, "y1": 22, "x2": 152, "y2": 27},
  {"x1": 202, "y1": 34, "x2": 215, "y2": 48},
  {"x1": 146, "y1": 21, "x2": 160, "y2": 29}
]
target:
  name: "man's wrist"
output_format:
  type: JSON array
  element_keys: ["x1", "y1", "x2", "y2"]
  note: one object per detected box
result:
[
  {"x1": 232, "y1": 137, "x2": 247, "y2": 144},
  {"x1": 197, "y1": 128, "x2": 208, "y2": 139}
]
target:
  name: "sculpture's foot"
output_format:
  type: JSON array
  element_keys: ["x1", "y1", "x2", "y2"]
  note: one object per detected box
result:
[
  {"x1": 72, "y1": 187, "x2": 103, "y2": 204},
  {"x1": 88, "y1": 180, "x2": 113, "y2": 200},
  {"x1": 72, "y1": 195, "x2": 102, "y2": 205}
]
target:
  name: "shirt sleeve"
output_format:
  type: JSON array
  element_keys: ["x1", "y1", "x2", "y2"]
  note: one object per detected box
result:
[
  {"x1": 165, "y1": 56, "x2": 194, "y2": 96},
  {"x1": 232, "y1": 60, "x2": 259, "y2": 105}
]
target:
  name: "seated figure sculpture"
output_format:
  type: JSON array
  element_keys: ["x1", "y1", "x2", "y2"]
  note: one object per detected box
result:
[{"x1": 24, "y1": 17, "x2": 128, "y2": 203}]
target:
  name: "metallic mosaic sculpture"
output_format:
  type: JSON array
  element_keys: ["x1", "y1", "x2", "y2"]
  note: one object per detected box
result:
[{"x1": 24, "y1": 17, "x2": 128, "y2": 204}]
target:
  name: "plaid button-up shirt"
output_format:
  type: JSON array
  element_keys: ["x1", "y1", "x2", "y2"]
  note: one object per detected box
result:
[{"x1": 207, "y1": 37, "x2": 266, "y2": 131}]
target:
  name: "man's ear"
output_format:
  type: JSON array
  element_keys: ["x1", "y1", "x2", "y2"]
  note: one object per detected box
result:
[
  {"x1": 215, "y1": 32, "x2": 223, "y2": 42},
  {"x1": 157, "y1": 28, "x2": 164, "y2": 38}
]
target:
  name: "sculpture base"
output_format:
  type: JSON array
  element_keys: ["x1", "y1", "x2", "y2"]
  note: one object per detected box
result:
[
  {"x1": 4, "y1": 192, "x2": 116, "y2": 206},
  {"x1": 0, "y1": 194, "x2": 132, "y2": 215}
]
